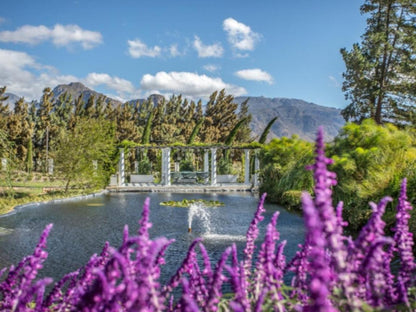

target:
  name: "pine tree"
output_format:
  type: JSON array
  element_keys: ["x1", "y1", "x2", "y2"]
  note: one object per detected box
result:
[
  {"x1": 117, "y1": 103, "x2": 140, "y2": 142},
  {"x1": 34, "y1": 87, "x2": 55, "y2": 170},
  {"x1": 259, "y1": 117, "x2": 278, "y2": 144},
  {"x1": 341, "y1": 0, "x2": 416, "y2": 125},
  {"x1": 201, "y1": 90, "x2": 239, "y2": 143},
  {"x1": 83, "y1": 95, "x2": 95, "y2": 118},
  {"x1": 141, "y1": 109, "x2": 154, "y2": 145},
  {"x1": 0, "y1": 86, "x2": 10, "y2": 129},
  {"x1": 55, "y1": 92, "x2": 73, "y2": 130},
  {"x1": 235, "y1": 98, "x2": 252, "y2": 143},
  {"x1": 7, "y1": 98, "x2": 32, "y2": 163},
  {"x1": 26, "y1": 138, "x2": 33, "y2": 174}
]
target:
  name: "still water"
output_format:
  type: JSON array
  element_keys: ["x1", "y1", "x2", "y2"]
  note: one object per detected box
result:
[{"x1": 0, "y1": 192, "x2": 305, "y2": 284}]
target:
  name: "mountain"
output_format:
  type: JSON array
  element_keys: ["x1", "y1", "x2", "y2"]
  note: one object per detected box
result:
[
  {"x1": 53, "y1": 82, "x2": 165, "y2": 108},
  {"x1": 128, "y1": 94, "x2": 165, "y2": 106},
  {"x1": 52, "y1": 82, "x2": 123, "y2": 107},
  {"x1": 235, "y1": 96, "x2": 345, "y2": 142}
]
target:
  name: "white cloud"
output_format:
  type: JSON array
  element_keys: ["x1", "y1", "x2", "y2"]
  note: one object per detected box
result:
[
  {"x1": 0, "y1": 17, "x2": 6, "y2": 25},
  {"x1": 0, "y1": 24, "x2": 102, "y2": 49},
  {"x1": 203, "y1": 64, "x2": 220, "y2": 73},
  {"x1": 0, "y1": 49, "x2": 77, "y2": 100},
  {"x1": 127, "y1": 39, "x2": 161, "y2": 58},
  {"x1": 140, "y1": 71, "x2": 246, "y2": 99},
  {"x1": 235, "y1": 68, "x2": 273, "y2": 84},
  {"x1": 84, "y1": 73, "x2": 136, "y2": 95},
  {"x1": 169, "y1": 44, "x2": 180, "y2": 57},
  {"x1": 0, "y1": 48, "x2": 140, "y2": 101},
  {"x1": 223, "y1": 18, "x2": 261, "y2": 52},
  {"x1": 193, "y1": 36, "x2": 224, "y2": 58}
]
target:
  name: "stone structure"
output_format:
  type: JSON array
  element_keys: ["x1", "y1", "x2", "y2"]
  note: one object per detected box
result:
[{"x1": 116, "y1": 146, "x2": 260, "y2": 189}]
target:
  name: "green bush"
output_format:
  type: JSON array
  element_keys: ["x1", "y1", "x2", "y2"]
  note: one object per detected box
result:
[
  {"x1": 179, "y1": 158, "x2": 194, "y2": 171},
  {"x1": 329, "y1": 119, "x2": 416, "y2": 232},
  {"x1": 259, "y1": 121, "x2": 416, "y2": 240},
  {"x1": 217, "y1": 157, "x2": 233, "y2": 174},
  {"x1": 281, "y1": 190, "x2": 303, "y2": 208},
  {"x1": 260, "y1": 135, "x2": 313, "y2": 207},
  {"x1": 138, "y1": 157, "x2": 152, "y2": 174}
]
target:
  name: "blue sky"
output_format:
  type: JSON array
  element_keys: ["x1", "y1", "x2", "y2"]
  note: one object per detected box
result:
[{"x1": 0, "y1": 0, "x2": 366, "y2": 108}]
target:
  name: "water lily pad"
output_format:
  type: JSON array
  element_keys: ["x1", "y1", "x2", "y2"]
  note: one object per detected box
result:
[{"x1": 160, "y1": 199, "x2": 224, "y2": 208}]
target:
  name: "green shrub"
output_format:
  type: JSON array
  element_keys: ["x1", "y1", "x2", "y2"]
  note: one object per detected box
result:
[{"x1": 259, "y1": 135, "x2": 313, "y2": 208}]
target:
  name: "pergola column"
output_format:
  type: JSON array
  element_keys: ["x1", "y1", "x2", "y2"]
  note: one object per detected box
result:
[
  {"x1": 119, "y1": 148, "x2": 125, "y2": 186},
  {"x1": 253, "y1": 151, "x2": 260, "y2": 187},
  {"x1": 244, "y1": 149, "x2": 250, "y2": 184},
  {"x1": 204, "y1": 149, "x2": 209, "y2": 173},
  {"x1": 210, "y1": 148, "x2": 217, "y2": 185},
  {"x1": 161, "y1": 148, "x2": 171, "y2": 186}
]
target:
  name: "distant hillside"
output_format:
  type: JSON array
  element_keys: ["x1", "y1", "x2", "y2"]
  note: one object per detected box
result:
[
  {"x1": 52, "y1": 82, "x2": 123, "y2": 107},
  {"x1": 53, "y1": 82, "x2": 165, "y2": 107},
  {"x1": 128, "y1": 94, "x2": 165, "y2": 107},
  {"x1": 235, "y1": 96, "x2": 345, "y2": 142}
]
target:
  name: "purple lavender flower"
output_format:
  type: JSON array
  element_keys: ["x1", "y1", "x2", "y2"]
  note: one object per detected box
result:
[
  {"x1": 205, "y1": 246, "x2": 231, "y2": 312},
  {"x1": 302, "y1": 192, "x2": 336, "y2": 312},
  {"x1": 226, "y1": 244, "x2": 250, "y2": 311},
  {"x1": 0, "y1": 224, "x2": 53, "y2": 311},
  {"x1": 179, "y1": 278, "x2": 200, "y2": 312},
  {"x1": 252, "y1": 211, "x2": 280, "y2": 299},
  {"x1": 162, "y1": 238, "x2": 202, "y2": 297},
  {"x1": 243, "y1": 192, "x2": 266, "y2": 276},
  {"x1": 359, "y1": 237, "x2": 394, "y2": 307},
  {"x1": 393, "y1": 178, "x2": 415, "y2": 305}
]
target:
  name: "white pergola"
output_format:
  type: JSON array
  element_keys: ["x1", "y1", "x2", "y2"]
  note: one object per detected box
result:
[{"x1": 117, "y1": 146, "x2": 260, "y2": 187}]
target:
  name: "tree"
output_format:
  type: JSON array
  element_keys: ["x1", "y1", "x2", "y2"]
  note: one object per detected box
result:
[
  {"x1": 7, "y1": 97, "x2": 32, "y2": 164},
  {"x1": 341, "y1": 0, "x2": 416, "y2": 125},
  {"x1": 141, "y1": 109, "x2": 154, "y2": 145},
  {"x1": 53, "y1": 118, "x2": 116, "y2": 192},
  {"x1": 201, "y1": 90, "x2": 239, "y2": 143},
  {"x1": 258, "y1": 117, "x2": 278, "y2": 144},
  {"x1": 235, "y1": 98, "x2": 252, "y2": 143},
  {"x1": 0, "y1": 86, "x2": 10, "y2": 129}
]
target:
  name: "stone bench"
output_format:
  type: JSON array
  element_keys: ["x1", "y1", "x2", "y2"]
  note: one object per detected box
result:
[
  {"x1": 216, "y1": 174, "x2": 238, "y2": 183},
  {"x1": 130, "y1": 174, "x2": 154, "y2": 183}
]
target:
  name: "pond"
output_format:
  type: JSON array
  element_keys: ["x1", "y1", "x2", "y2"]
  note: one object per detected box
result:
[{"x1": 0, "y1": 192, "x2": 305, "y2": 285}]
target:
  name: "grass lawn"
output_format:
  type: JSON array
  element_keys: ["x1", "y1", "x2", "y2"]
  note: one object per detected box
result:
[{"x1": 0, "y1": 171, "x2": 100, "y2": 215}]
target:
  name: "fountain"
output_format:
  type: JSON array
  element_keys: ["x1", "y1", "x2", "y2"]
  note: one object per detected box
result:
[
  {"x1": 187, "y1": 202, "x2": 248, "y2": 241},
  {"x1": 187, "y1": 202, "x2": 214, "y2": 234}
]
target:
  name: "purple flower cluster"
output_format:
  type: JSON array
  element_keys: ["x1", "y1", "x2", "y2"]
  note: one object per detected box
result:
[{"x1": 1, "y1": 127, "x2": 415, "y2": 311}]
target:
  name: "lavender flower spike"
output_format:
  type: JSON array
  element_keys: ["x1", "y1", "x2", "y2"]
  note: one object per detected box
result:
[
  {"x1": 393, "y1": 178, "x2": 415, "y2": 305},
  {"x1": 302, "y1": 192, "x2": 336, "y2": 312},
  {"x1": 243, "y1": 192, "x2": 266, "y2": 276}
]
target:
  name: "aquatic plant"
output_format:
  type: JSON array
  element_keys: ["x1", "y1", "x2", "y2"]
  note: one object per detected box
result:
[
  {"x1": 0, "y1": 126, "x2": 415, "y2": 311},
  {"x1": 160, "y1": 199, "x2": 225, "y2": 208}
]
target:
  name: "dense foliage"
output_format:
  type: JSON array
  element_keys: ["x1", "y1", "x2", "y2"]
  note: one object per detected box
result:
[
  {"x1": 1, "y1": 127, "x2": 415, "y2": 311},
  {"x1": 330, "y1": 119, "x2": 416, "y2": 233},
  {"x1": 260, "y1": 120, "x2": 416, "y2": 237},
  {"x1": 259, "y1": 135, "x2": 314, "y2": 207},
  {"x1": 53, "y1": 118, "x2": 116, "y2": 191},
  {"x1": 341, "y1": 0, "x2": 416, "y2": 125},
  {"x1": 0, "y1": 87, "x2": 251, "y2": 189}
]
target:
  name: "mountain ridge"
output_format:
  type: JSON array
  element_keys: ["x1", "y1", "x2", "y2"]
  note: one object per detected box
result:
[{"x1": 234, "y1": 96, "x2": 344, "y2": 141}]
